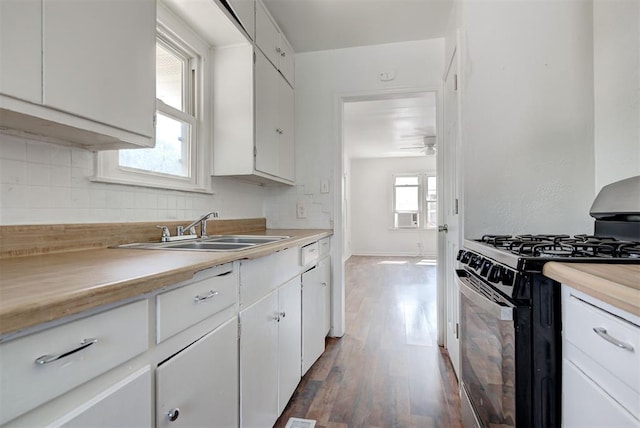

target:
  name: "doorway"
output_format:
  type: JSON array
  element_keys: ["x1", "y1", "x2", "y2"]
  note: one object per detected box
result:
[{"x1": 334, "y1": 88, "x2": 444, "y2": 345}]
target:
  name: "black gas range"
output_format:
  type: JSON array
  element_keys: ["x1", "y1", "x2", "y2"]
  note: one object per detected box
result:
[{"x1": 456, "y1": 177, "x2": 640, "y2": 428}]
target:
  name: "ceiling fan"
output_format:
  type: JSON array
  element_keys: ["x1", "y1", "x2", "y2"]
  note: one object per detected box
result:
[{"x1": 397, "y1": 134, "x2": 437, "y2": 155}]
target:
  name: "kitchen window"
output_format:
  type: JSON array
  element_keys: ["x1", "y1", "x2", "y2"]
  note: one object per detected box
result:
[
  {"x1": 94, "y1": 15, "x2": 211, "y2": 193},
  {"x1": 392, "y1": 174, "x2": 437, "y2": 229}
]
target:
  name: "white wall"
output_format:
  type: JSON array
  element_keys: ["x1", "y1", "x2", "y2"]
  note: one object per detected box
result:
[
  {"x1": 350, "y1": 156, "x2": 437, "y2": 257},
  {"x1": 593, "y1": 0, "x2": 640, "y2": 192},
  {"x1": 0, "y1": 134, "x2": 266, "y2": 224},
  {"x1": 265, "y1": 39, "x2": 445, "y2": 230},
  {"x1": 459, "y1": 0, "x2": 596, "y2": 237}
]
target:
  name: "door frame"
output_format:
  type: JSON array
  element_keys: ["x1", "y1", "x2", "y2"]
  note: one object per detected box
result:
[{"x1": 332, "y1": 85, "x2": 444, "y2": 341}]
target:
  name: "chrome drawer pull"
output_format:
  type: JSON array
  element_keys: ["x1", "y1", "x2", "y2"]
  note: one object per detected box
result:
[
  {"x1": 35, "y1": 338, "x2": 98, "y2": 365},
  {"x1": 194, "y1": 290, "x2": 219, "y2": 302},
  {"x1": 593, "y1": 327, "x2": 634, "y2": 352}
]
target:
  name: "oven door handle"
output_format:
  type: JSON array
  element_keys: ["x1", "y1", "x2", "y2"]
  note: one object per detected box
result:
[{"x1": 456, "y1": 270, "x2": 513, "y2": 321}]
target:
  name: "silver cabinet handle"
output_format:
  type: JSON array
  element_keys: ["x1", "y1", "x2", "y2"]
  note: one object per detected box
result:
[
  {"x1": 35, "y1": 338, "x2": 98, "y2": 365},
  {"x1": 593, "y1": 327, "x2": 634, "y2": 352},
  {"x1": 281, "y1": 51, "x2": 286, "y2": 58},
  {"x1": 194, "y1": 290, "x2": 219, "y2": 302},
  {"x1": 168, "y1": 408, "x2": 180, "y2": 422},
  {"x1": 276, "y1": 128, "x2": 284, "y2": 135},
  {"x1": 280, "y1": 311, "x2": 286, "y2": 318},
  {"x1": 322, "y1": 282, "x2": 327, "y2": 287},
  {"x1": 276, "y1": 47, "x2": 282, "y2": 53},
  {"x1": 273, "y1": 314, "x2": 281, "y2": 322}
]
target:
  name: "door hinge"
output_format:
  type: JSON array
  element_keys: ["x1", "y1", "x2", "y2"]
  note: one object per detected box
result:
[
  {"x1": 455, "y1": 322, "x2": 459, "y2": 339},
  {"x1": 253, "y1": 146, "x2": 257, "y2": 158},
  {"x1": 454, "y1": 198, "x2": 459, "y2": 215},
  {"x1": 238, "y1": 320, "x2": 241, "y2": 339},
  {"x1": 253, "y1": 51, "x2": 256, "y2": 64},
  {"x1": 454, "y1": 74, "x2": 458, "y2": 91}
]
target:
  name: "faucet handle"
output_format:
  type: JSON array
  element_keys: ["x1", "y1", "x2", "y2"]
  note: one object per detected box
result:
[
  {"x1": 156, "y1": 225, "x2": 170, "y2": 242},
  {"x1": 188, "y1": 226, "x2": 197, "y2": 235}
]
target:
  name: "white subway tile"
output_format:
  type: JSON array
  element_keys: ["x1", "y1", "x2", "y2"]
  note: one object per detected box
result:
[
  {"x1": 51, "y1": 147, "x2": 72, "y2": 166},
  {"x1": 51, "y1": 166, "x2": 72, "y2": 188},
  {"x1": 71, "y1": 188, "x2": 91, "y2": 208},
  {"x1": 0, "y1": 159, "x2": 26, "y2": 184},
  {"x1": 0, "y1": 184, "x2": 27, "y2": 208},
  {"x1": 0, "y1": 137, "x2": 27, "y2": 161},
  {"x1": 27, "y1": 186, "x2": 52, "y2": 208},
  {"x1": 27, "y1": 163, "x2": 52, "y2": 186},
  {"x1": 90, "y1": 189, "x2": 107, "y2": 209},
  {"x1": 26, "y1": 142, "x2": 52, "y2": 164}
]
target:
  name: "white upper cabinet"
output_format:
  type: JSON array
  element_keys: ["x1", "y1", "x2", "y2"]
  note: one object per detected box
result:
[
  {"x1": 255, "y1": 0, "x2": 294, "y2": 86},
  {"x1": 42, "y1": 0, "x2": 155, "y2": 140},
  {"x1": 226, "y1": 0, "x2": 255, "y2": 40},
  {"x1": 0, "y1": 0, "x2": 156, "y2": 150},
  {"x1": 0, "y1": 0, "x2": 42, "y2": 103}
]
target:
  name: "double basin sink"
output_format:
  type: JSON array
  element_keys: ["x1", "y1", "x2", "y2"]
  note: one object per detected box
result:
[{"x1": 119, "y1": 235, "x2": 291, "y2": 252}]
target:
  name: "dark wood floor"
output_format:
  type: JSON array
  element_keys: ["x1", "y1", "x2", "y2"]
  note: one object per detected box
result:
[{"x1": 274, "y1": 256, "x2": 462, "y2": 428}]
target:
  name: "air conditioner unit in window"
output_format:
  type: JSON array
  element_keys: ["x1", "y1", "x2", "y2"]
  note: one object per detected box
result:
[{"x1": 397, "y1": 212, "x2": 419, "y2": 228}]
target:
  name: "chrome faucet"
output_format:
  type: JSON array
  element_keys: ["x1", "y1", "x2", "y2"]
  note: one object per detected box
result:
[{"x1": 177, "y1": 211, "x2": 219, "y2": 238}]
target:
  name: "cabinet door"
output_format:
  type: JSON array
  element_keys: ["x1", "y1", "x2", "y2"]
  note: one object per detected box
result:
[
  {"x1": 278, "y1": 35, "x2": 295, "y2": 87},
  {"x1": 278, "y1": 75, "x2": 295, "y2": 182},
  {"x1": 255, "y1": 51, "x2": 280, "y2": 178},
  {"x1": 563, "y1": 359, "x2": 639, "y2": 427},
  {"x1": 255, "y1": 0, "x2": 279, "y2": 68},
  {"x1": 240, "y1": 292, "x2": 279, "y2": 428},
  {"x1": 302, "y1": 267, "x2": 325, "y2": 374},
  {"x1": 318, "y1": 257, "x2": 331, "y2": 335},
  {"x1": 53, "y1": 367, "x2": 152, "y2": 428},
  {"x1": 227, "y1": 0, "x2": 255, "y2": 40},
  {"x1": 278, "y1": 277, "x2": 302, "y2": 413},
  {"x1": 42, "y1": 0, "x2": 155, "y2": 138},
  {"x1": 156, "y1": 318, "x2": 238, "y2": 428},
  {"x1": 0, "y1": 0, "x2": 41, "y2": 103}
]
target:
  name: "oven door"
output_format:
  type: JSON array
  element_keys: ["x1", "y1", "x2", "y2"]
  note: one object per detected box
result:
[{"x1": 457, "y1": 269, "x2": 516, "y2": 428}]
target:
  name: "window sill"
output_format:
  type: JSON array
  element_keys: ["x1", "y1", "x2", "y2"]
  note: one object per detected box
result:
[{"x1": 91, "y1": 175, "x2": 213, "y2": 194}]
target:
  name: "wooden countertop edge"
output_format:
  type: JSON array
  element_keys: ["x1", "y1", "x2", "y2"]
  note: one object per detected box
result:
[
  {"x1": 543, "y1": 262, "x2": 640, "y2": 317},
  {"x1": 0, "y1": 229, "x2": 332, "y2": 336}
]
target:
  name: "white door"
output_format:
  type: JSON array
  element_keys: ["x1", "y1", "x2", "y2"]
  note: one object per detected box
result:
[
  {"x1": 277, "y1": 277, "x2": 302, "y2": 413},
  {"x1": 254, "y1": 50, "x2": 280, "y2": 177},
  {"x1": 442, "y1": 46, "x2": 461, "y2": 377}
]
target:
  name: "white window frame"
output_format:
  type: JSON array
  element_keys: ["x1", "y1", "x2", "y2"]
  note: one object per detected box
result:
[
  {"x1": 391, "y1": 173, "x2": 437, "y2": 230},
  {"x1": 93, "y1": 7, "x2": 211, "y2": 193}
]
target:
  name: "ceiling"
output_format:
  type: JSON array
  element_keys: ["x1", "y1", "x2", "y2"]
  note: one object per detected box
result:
[
  {"x1": 262, "y1": 0, "x2": 454, "y2": 53},
  {"x1": 260, "y1": 1, "x2": 450, "y2": 159},
  {"x1": 343, "y1": 92, "x2": 437, "y2": 159}
]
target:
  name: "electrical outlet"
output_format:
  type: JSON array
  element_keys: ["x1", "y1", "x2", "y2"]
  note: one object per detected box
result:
[{"x1": 296, "y1": 202, "x2": 307, "y2": 219}]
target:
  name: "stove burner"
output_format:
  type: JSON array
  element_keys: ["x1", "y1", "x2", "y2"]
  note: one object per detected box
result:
[{"x1": 475, "y1": 234, "x2": 640, "y2": 259}]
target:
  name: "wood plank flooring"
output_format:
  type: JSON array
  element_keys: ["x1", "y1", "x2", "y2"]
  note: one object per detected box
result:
[{"x1": 274, "y1": 256, "x2": 462, "y2": 428}]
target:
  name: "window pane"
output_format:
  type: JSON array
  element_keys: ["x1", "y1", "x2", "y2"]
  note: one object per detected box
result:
[
  {"x1": 119, "y1": 112, "x2": 190, "y2": 177},
  {"x1": 156, "y1": 42, "x2": 184, "y2": 111},
  {"x1": 426, "y1": 176, "x2": 437, "y2": 201},
  {"x1": 396, "y1": 186, "x2": 419, "y2": 211},
  {"x1": 426, "y1": 201, "x2": 437, "y2": 228},
  {"x1": 395, "y1": 176, "x2": 419, "y2": 186}
]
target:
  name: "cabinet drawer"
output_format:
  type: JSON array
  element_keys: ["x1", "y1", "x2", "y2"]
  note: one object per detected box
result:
[
  {"x1": 300, "y1": 242, "x2": 319, "y2": 267},
  {"x1": 319, "y1": 237, "x2": 330, "y2": 258},
  {"x1": 157, "y1": 264, "x2": 237, "y2": 343},
  {"x1": 240, "y1": 247, "x2": 300, "y2": 307},
  {"x1": 0, "y1": 300, "x2": 148, "y2": 425},
  {"x1": 563, "y1": 290, "x2": 640, "y2": 395}
]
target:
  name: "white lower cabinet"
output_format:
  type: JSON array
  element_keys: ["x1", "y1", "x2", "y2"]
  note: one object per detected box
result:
[
  {"x1": 156, "y1": 317, "x2": 239, "y2": 428},
  {"x1": 302, "y1": 267, "x2": 325, "y2": 374},
  {"x1": 240, "y1": 276, "x2": 301, "y2": 428},
  {"x1": 562, "y1": 285, "x2": 640, "y2": 427},
  {"x1": 277, "y1": 277, "x2": 302, "y2": 414},
  {"x1": 52, "y1": 367, "x2": 152, "y2": 428},
  {"x1": 318, "y1": 256, "x2": 331, "y2": 335}
]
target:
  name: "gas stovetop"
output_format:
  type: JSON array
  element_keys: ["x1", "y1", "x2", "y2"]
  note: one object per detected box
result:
[{"x1": 463, "y1": 234, "x2": 640, "y2": 272}]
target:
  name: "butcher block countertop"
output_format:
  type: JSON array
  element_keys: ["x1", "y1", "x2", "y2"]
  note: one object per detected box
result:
[
  {"x1": 0, "y1": 229, "x2": 331, "y2": 337},
  {"x1": 543, "y1": 262, "x2": 640, "y2": 317}
]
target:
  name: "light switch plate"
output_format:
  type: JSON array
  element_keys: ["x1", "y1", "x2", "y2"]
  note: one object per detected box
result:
[{"x1": 320, "y1": 179, "x2": 330, "y2": 193}]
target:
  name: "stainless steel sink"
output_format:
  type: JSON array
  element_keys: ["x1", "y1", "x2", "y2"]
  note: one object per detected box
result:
[
  {"x1": 117, "y1": 235, "x2": 291, "y2": 252},
  {"x1": 203, "y1": 235, "x2": 290, "y2": 244}
]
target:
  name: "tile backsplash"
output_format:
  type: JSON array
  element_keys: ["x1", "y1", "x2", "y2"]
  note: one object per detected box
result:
[{"x1": 0, "y1": 134, "x2": 266, "y2": 225}]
